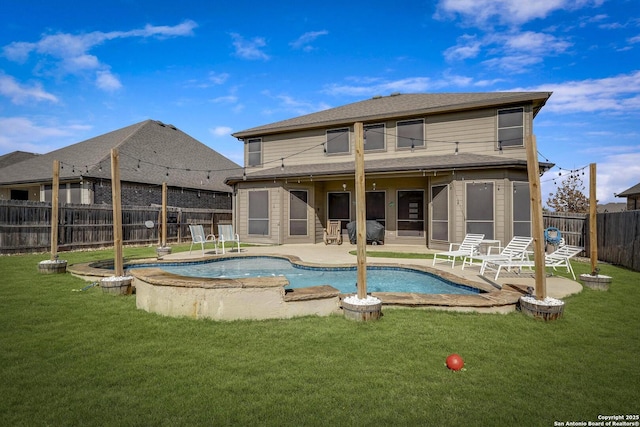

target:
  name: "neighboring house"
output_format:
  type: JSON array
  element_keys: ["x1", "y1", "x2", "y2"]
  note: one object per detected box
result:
[
  {"x1": 228, "y1": 92, "x2": 554, "y2": 248},
  {"x1": 597, "y1": 202, "x2": 626, "y2": 213},
  {"x1": 0, "y1": 120, "x2": 240, "y2": 210},
  {"x1": 616, "y1": 183, "x2": 640, "y2": 210}
]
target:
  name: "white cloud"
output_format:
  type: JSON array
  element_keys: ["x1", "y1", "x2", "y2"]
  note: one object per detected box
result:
[
  {"x1": 596, "y1": 152, "x2": 640, "y2": 203},
  {"x1": 323, "y1": 74, "x2": 491, "y2": 97},
  {"x1": 323, "y1": 77, "x2": 434, "y2": 96},
  {"x1": 230, "y1": 33, "x2": 270, "y2": 60},
  {"x1": 513, "y1": 70, "x2": 640, "y2": 113},
  {"x1": 444, "y1": 34, "x2": 482, "y2": 61},
  {"x1": 2, "y1": 20, "x2": 197, "y2": 91},
  {"x1": 211, "y1": 95, "x2": 238, "y2": 104},
  {"x1": 0, "y1": 73, "x2": 58, "y2": 104},
  {"x1": 0, "y1": 117, "x2": 91, "y2": 153},
  {"x1": 208, "y1": 72, "x2": 230, "y2": 85},
  {"x1": 210, "y1": 126, "x2": 233, "y2": 137},
  {"x1": 290, "y1": 30, "x2": 329, "y2": 51},
  {"x1": 95, "y1": 70, "x2": 122, "y2": 92},
  {"x1": 434, "y1": 0, "x2": 605, "y2": 27},
  {"x1": 445, "y1": 30, "x2": 572, "y2": 73},
  {"x1": 260, "y1": 91, "x2": 331, "y2": 116}
]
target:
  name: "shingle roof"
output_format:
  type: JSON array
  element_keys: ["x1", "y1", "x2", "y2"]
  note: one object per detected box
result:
[
  {"x1": 616, "y1": 183, "x2": 640, "y2": 197},
  {"x1": 225, "y1": 152, "x2": 554, "y2": 184},
  {"x1": 0, "y1": 120, "x2": 240, "y2": 192},
  {"x1": 232, "y1": 92, "x2": 552, "y2": 138},
  {"x1": 0, "y1": 151, "x2": 40, "y2": 169}
]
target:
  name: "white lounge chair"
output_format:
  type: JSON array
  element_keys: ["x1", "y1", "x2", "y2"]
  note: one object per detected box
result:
[
  {"x1": 545, "y1": 244, "x2": 584, "y2": 280},
  {"x1": 482, "y1": 243, "x2": 583, "y2": 280},
  {"x1": 463, "y1": 236, "x2": 533, "y2": 272},
  {"x1": 432, "y1": 233, "x2": 484, "y2": 268},
  {"x1": 218, "y1": 224, "x2": 241, "y2": 254},
  {"x1": 188, "y1": 224, "x2": 218, "y2": 255}
]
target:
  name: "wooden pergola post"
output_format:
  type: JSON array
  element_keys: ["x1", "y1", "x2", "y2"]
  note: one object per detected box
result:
[
  {"x1": 354, "y1": 122, "x2": 367, "y2": 299},
  {"x1": 161, "y1": 182, "x2": 168, "y2": 247},
  {"x1": 110, "y1": 149, "x2": 124, "y2": 277},
  {"x1": 525, "y1": 135, "x2": 547, "y2": 299},
  {"x1": 589, "y1": 163, "x2": 597, "y2": 273},
  {"x1": 50, "y1": 160, "x2": 60, "y2": 261}
]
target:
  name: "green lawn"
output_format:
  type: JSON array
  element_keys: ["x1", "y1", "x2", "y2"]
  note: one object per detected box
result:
[{"x1": 1, "y1": 246, "x2": 638, "y2": 426}]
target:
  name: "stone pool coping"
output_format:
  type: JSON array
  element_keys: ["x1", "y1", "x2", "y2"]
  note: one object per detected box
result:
[{"x1": 68, "y1": 253, "x2": 525, "y2": 313}]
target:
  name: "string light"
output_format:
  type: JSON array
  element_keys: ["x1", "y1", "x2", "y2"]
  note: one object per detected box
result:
[{"x1": 454, "y1": 142, "x2": 459, "y2": 155}]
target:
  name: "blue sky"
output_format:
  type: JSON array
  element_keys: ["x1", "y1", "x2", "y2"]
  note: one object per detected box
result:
[{"x1": 1, "y1": 0, "x2": 638, "y2": 204}]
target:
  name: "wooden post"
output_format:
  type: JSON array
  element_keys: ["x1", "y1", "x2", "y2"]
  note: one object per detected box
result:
[
  {"x1": 50, "y1": 160, "x2": 60, "y2": 261},
  {"x1": 589, "y1": 163, "x2": 597, "y2": 273},
  {"x1": 161, "y1": 182, "x2": 168, "y2": 247},
  {"x1": 525, "y1": 135, "x2": 547, "y2": 299},
  {"x1": 110, "y1": 149, "x2": 124, "y2": 277},
  {"x1": 354, "y1": 122, "x2": 367, "y2": 299}
]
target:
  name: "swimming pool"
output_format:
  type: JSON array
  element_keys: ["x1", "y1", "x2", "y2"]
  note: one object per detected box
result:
[{"x1": 150, "y1": 256, "x2": 480, "y2": 295}]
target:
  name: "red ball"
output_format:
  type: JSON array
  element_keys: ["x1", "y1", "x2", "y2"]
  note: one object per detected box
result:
[{"x1": 446, "y1": 353, "x2": 464, "y2": 371}]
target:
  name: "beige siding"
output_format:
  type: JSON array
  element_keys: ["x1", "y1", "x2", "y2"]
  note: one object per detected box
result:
[{"x1": 246, "y1": 105, "x2": 534, "y2": 174}]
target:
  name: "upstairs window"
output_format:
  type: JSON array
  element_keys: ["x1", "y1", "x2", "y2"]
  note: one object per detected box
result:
[
  {"x1": 326, "y1": 128, "x2": 350, "y2": 154},
  {"x1": 364, "y1": 124, "x2": 385, "y2": 151},
  {"x1": 498, "y1": 107, "x2": 524, "y2": 148},
  {"x1": 247, "y1": 138, "x2": 262, "y2": 167},
  {"x1": 397, "y1": 119, "x2": 424, "y2": 150}
]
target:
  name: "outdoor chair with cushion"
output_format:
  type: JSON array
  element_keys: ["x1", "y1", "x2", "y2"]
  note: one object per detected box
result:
[
  {"x1": 323, "y1": 220, "x2": 343, "y2": 245},
  {"x1": 462, "y1": 236, "x2": 533, "y2": 272},
  {"x1": 432, "y1": 233, "x2": 484, "y2": 268},
  {"x1": 218, "y1": 224, "x2": 241, "y2": 254},
  {"x1": 189, "y1": 224, "x2": 218, "y2": 255}
]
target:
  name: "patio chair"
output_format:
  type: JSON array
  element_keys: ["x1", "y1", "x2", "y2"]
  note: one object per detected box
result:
[
  {"x1": 544, "y1": 244, "x2": 584, "y2": 280},
  {"x1": 463, "y1": 236, "x2": 533, "y2": 272},
  {"x1": 482, "y1": 243, "x2": 583, "y2": 280},
  {"x1": 218, "y1": 224, "x2": 241, "y2": 254},
  {"x1": 188, "y1": 224, "x2": 218, "y2": 255},
  {"x1": 323, "y1": 220, "x2": 343, "y2": 245},
  {"x1": 432, "y1": 233, "x2": 484, "y2": 268}
]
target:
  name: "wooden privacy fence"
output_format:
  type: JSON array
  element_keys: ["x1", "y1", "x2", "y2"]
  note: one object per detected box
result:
[
  {"x1": 589, "y1": 210, "x2": 640, "y2": 272},
  {"x1": 0, "y1": 200, "x2": 231, "y2": 254},
  {"x1": 543, "y1": 212, "x2": 587, "y2": 247},
  {"x1": 543, "y1": 211, "x2": 640, "y2": 272}
]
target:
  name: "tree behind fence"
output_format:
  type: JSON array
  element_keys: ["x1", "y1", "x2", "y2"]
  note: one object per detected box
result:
[{"x1": 0, "y1": 200, "x2": 231, "y2": 254}]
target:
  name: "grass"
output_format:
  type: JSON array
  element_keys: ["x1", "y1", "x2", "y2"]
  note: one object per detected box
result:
[{"x1": 1, "y1": 246, "x2": 639, "y2": 426}]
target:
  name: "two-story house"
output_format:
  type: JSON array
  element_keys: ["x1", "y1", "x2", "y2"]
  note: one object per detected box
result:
[{"x1": 227, "y1": 92, "x2": 553, "y2": 248}]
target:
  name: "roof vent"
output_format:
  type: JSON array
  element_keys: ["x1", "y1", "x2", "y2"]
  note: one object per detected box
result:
[
  {"x1": 372, "y1": 95, "x2": 382, "y2": 99},
  {"x1": 390, "y1": 92, "x2": 401, "y2": 97},
  {"x1": 167, "y1": 124, "x2": 177, "y2": 130},
  {"x1": 156, "y1": 121, "x2": 166, "y2": 127}
]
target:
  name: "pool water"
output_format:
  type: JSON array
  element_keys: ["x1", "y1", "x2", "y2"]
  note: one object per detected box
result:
[{"x1": 153, "y1": 257, "x2": 480, "y2": 295}]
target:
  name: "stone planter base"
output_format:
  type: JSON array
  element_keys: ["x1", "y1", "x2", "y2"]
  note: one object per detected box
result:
[
  {"x1": 156, "y1": 246, "x2": 172, "y2": 258},
  {"x1": 342, "y1": 296, "x2": 382, "y2": 321},
  {"x1": 519, "y1": 296, "x2": 565, "y2": 321},
  {"x1": 101, "y1": 276, "x2": 133, "y2": 295},
  {"x1": 38, "y1": 260, "x2": 68, "y2": 274},
  {"x1": 580, "y1": 274, "x2": 612, "y2": 291}
]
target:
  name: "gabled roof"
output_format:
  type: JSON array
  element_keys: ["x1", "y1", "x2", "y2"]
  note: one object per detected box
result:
[
  {"x1": 232, "y1": 92, "x2": 552, "y2": 139},
  {"x1": 616, "y1": 183, "x2": 640, "y2": 197},
  {"x1": 225, "y1": 152, "x2": 554, "y2": 184},
  {"x1": 0, "y1": 151, "x2": 39, "y2": 169},
  {"x1": 0, "y1": 120, "x2": 240, "y2": 192}
]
